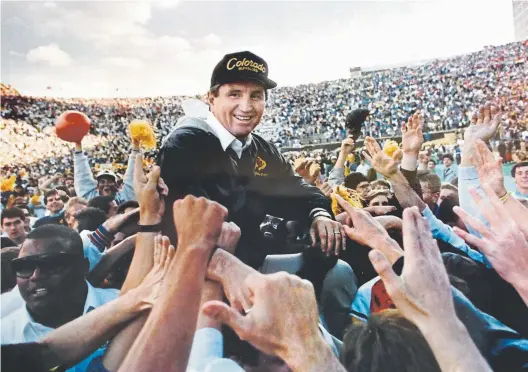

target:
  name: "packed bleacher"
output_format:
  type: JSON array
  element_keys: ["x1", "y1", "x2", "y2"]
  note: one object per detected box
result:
[{"x1": 1, "y1": 40, "x2": 528, "y2": 372}]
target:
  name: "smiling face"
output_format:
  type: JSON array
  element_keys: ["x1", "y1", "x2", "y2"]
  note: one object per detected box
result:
[
  {"x1": 46, "y1": 192, "x2": 64, "y2": 215},
  {"x1": 97, "y1": 176, "x2": 117, "y2": 196},
  {"x1": 515, "y1": 165, "x2": 528, "y2": 192},
  {"x1": 209, "y1": 81, "x2": 266, "y2": 140},
  {"x1": 16, "y1": 238, "x2": 86, "y2": 318}
]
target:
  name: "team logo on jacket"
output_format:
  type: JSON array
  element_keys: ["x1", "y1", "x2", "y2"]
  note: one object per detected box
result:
[{"x1": 255, "y1": 156, "x2": 268, "y2": 176}]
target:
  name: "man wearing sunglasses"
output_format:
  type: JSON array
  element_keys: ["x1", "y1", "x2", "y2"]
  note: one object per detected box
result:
[{"x1": 1, "y1": 224, "x2": 118, "y2": 355}]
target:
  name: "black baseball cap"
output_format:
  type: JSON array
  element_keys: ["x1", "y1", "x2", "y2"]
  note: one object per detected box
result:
[{"x1": 210, "y1": 51, "x2": 277, "y2": 90}]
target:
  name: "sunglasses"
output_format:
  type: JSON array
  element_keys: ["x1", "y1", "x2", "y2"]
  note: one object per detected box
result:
[{"x1": 11, "y1": 253, "x2": 82, "y2": 279}]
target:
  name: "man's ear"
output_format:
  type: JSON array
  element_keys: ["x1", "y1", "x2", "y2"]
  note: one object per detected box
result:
[
  {"x1": 207, "y1": 92, "x2": 215, "y2": 107},
  {"x1": 432, "y1": 192, "x2": 440, "y2": 204}
]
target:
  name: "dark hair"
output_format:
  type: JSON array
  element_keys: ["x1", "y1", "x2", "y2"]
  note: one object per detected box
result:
[
  {"x1": 1, "y1": 247, "x2": 20, "y2": 293},
  {"x1": 54, "y1": 185, "x2": 71, "y2": 199},
  {"x1": 427, "y1": 159, "x2": 436, "y2": 165},
  {"x1": 75, "y1": 207, "x2": 107, "y2": 232},
  {"x1": 450, "y1": 177, "x2": 458, "y2": 188},
  {"x1": 1, "y1": 207, "x2": 25, "y2": 226},
  {"x1": 88, "y1": 196, "x2": 115, "y2": 215},
  {"x1": 436, "y1": 198, "x2": 460, "y2": 226},
  {"x1": 209, "y1": 84, "x2": 268, "y2": 101},
  {"x1": 342, "y1": 310, "x2": 441, "y2": 372},
  {"x1": 117, "y1": 200, "x2": 139, "y2": 214},
  {"x1": 27, "y1": 225, "x2": 83, "y2": 257},
  {"x1": 441, "y1": 153, "x2": 454, "y2": 162},
  {"x1": 44, "y1": 189, "x2": 68, "y2": 204},
  {"x1": 418, "y1": 173, "x2": 441, "y2": 193},
  {"x1": 344, "y1": 172, "x2": 368, "y2": 190},
  {"x1": 511, "y1": 161, "x2": 528, "y2": 177}
]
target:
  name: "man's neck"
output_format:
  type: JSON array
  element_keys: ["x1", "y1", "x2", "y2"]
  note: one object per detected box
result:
[
  {"x1": 28, "y1": 281, "x2": 88, "y2": 329},
  {"x1": 516, "y1": 185, "x2": 528, "y2": 196}
]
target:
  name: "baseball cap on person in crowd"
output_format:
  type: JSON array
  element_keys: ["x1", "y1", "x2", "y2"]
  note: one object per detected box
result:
[
  {"x1": 95, "y1": 170, "x2": 118, "y2": 182},
  {"x1": 210, "y1": 51, "x2": 277, "y2": 90}
]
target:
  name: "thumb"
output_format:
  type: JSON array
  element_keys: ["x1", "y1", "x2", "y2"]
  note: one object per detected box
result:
[
  {"x1": 343, "y1": 225, "x2": 361, "y2": 242},
  {"x1": 147, "y1": 166, "x2": 161, "y2": 187},
  {"x1": 202, "y1": 300, "x2": 248, "y2": 335},
  {"x1": 369, "y1": 250, "x2": 401, "y2": 295},
  {"x1": 134, "y1": 153, "x2": 144, "y2": 180}
]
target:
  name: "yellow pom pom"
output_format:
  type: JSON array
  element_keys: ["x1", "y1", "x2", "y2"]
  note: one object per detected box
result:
[
  {"x1": 346, "y1": 153, "x2": 355, "y2": 163},
  {"x1": 331, "y1": 185, "x2": 363, "y2": 216},
  {"x1": 129, "y1": 120, "x2": 157, "y2": 149},
  {"x1": 31, "y1": 194, "x2": 41, "y2": 206},
  {"x1": 383, "y1": 140, "x2": 399, "y2": 158},
  {"x1": 1, "y1": 175, "x2": 16, "y2": 192}
]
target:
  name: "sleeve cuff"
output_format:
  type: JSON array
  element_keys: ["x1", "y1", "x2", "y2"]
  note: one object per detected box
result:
[
  {"x1": 458, "y1": 166, "x2": 479, "y2": 180},
  {"x1": 309, "y1": 208, "x2": 332, "y2": 220},
  {"x1": 89, "y1": 225, "x2": 115, "y2": 251},
  {"x1": 401, "y1": 153, "x2": 418, "y2": 171}
]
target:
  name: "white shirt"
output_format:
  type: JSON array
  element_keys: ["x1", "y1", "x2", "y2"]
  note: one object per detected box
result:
[
  {"x1": 205, "y1": 112, "x2": 252, "y2": 159},
  {"x1": 1, "y1": 285, "x2": 24, "y2": 318},
  {"x1": 1, "y1": 281, "x2": 118, "y2": 345}
]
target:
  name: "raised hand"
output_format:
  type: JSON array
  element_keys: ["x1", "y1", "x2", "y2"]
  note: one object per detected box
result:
[
  {"x1": 363, "y1": 137, "x2": 401, "y2": 178},
  {"x1": 464, "y1": 103, "x2": 501, "y2": 144},
  {"x1": 316, "y1": 180, "x2": 333, "y2": 198},
  {"x1": 453, "y1": 183, "x2": 528, "y2": 286},
  {"x1": 470, "y1": 140, "x2": 506, "y2": 197},
  {"x1": 368, "y1": 207, "x2": 455, "y2": 327},
  {"x1": 136, "y1": 235, "x2": 175, "y2": 310},
  {"x1": 295, "y1": 159, "x2": 320, "y2": 185},
  {"x1": 133, "y1": 153, "x2": 168, "y2": 225},
  {"x1": 402, "y1": 112, "x2": 424, "y2": 155},
  {"x1": 335, "y1": 194, "x2": 403, "y2": 264},
  {"x1": 172, "y1": 195, "x2": 228, "y2": 254},
  {"x1": 340, "y1": 136, "x2": 355, "y2": 154},
  {"x1": 202, "y1": 272, "x2": 336, "y2": 371}
]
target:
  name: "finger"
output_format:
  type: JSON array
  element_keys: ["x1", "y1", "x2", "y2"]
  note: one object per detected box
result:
[
  {"x1": 401, "y1": 207, "x2": 421, "y2": 258},
  {"x1": 479, "y1": 182, "x2": 509, "y2": 222},
  {"x1": 370, "y1": 137, "x2": 383, "y2": 153},
  {"x1": 452, "y1": 227, "x2": 486, "y2": 252},
  {"x1": 332, "y1": 225, "x2": 341, "y2": 256},
  {"x1": 477, "y1": 106, "x2": 485, "y2": 124},
  {"x1": 362, "y1": 150, "x2": 373, "y2": 164},
  {"x1": 342, "y1": 225, "x2": 361, "y2": 243},
  {"x1": 453, "y1": 206, "x2": 493, "y2": 239},
  {"x1": 159, "y1": 235, "x2": 170, "y2": 264},
  {"x1": 319, "y1": 223, "x2": 329, "y2": 255},
  {"x1": 134, "y1": 153, "x2": 144, "y2": 183},
  {"x1": 158, "y1": 177, "x2": 169, "y2": 196},
  {"x1": 340, "y1": 225, "x2": 347, "y2": 251},
  {"x1": 310, "y1": 224, "x2": 317, "y2": 248},
  {"x1": 471, "y1": 113, "x2": 478, "y2": 125},
  {"x1": 489, "y1": 105, "x2": 501, "y2": 133},
  {"x1": 147, "y1": 166, "x2": 161, "y2": 188},
  {"x1": 468, "y1": 187, "x2": 501, "y2": 225},
  {"x1": 393, "y1": 149, "x2": 403, "y2": 162},
  {"x1": 483, "y1": 103, "x2": 491, "y2": 123},
  {"x1": 202, "y1": 301, "x2": 251, "y2": 338},
  {"x1": 153, "y1": 235, "x2": 161, "y2": 265},
  {"x1": 368, "y1": 250, "x2": 401, "y2": 296}
]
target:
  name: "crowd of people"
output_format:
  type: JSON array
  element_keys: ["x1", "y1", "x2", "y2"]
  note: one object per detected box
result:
[
  {"x1": 1, "y1": 40, "x2": 527, "y2": 178},
  {"x1": 0, "y1": 42, "x2": 527, "y2": 372}
]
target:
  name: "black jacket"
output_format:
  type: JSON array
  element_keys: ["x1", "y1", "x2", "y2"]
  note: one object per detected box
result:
[{"x1": 158, "y1": 119, "x2": 332, "y2": 268}]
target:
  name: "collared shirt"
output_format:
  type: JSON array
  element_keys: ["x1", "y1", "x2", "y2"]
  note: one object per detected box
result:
[
  {"x1": 1, "y1": 281, "x2": 118, "y2": 345},
  {"x1": 205, "y1": 112, "x2": 252, "y2": 159}
]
